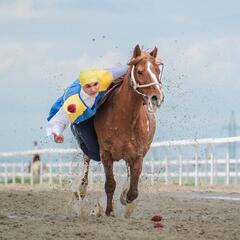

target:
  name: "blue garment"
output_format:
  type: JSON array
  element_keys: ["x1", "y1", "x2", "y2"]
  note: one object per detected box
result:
[
  {"x1": 47, "y1": 65, "x2": 128, "y2": 161},
  {"x1": 47, "y1": 65, "x2": 128, "y2": 124},
  {"x1": 47, "y1": 96, "x2": 63, "y2": 121},
  {"x1": 71, "y1": 117, "x2": 100, "y2": 161},
  {"x1": 47, "y1": 80, "x2": 105, "y2": 124}
]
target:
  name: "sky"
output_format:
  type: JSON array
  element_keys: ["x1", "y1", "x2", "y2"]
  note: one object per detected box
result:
[{"x1": 0, "y1": 0, "x2": 240, "y2": 152}]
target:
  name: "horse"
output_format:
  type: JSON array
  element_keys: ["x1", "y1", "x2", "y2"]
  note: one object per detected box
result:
[{"x1": 93, "y1": 44, "x2": 164, "y2": 216}]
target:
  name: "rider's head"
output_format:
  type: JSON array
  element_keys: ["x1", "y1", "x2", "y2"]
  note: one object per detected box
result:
[{"x1": 79, "y1": 69, "x2": 100, "y2": 97}]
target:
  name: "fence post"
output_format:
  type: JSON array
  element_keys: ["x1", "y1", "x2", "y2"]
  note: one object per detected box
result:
[
  {"x1": 178, "y1": 147, "x2": 182, "y2": 186},
  {"x1": 40, "y1": 160, "x2": 43, "y2": 185},
  {"x1": 68, "y1": 161, "x2": 72, "y2": 179},
  {"x1": 58, "y1": 156, "x2": 63, "y2": 187},
  {"x1": 210, "y1": 148, "x2": 214, "y2": 185},
  {"x1": 164, "y1": 148, "x2": 169, "y2": 185},
  {"x1": 150, "y1": 156, "x2": 154, "y2": 185},
  {"x1": 236, "y1": 157, "x2": 239, "y2": 184},
  {"x1": 30, "y1": 160, "x2": 33, "y2": 185},
  {"x1": 226, "y1": 145, "x2": 230, "y2": 185},
  {"x1": 4, "y1": 160, "x2": 8, "y2": 184},
  {"x1": 205, "y1": 144, "x2": 210, "y2": 184},
  {"x1": 12, "y1": 163, "x2": 16, "y2": 184},
  {"x1": 194, "y1": 145, "x2": 199, "y2": 186},
  {"x1": 21, "y1": 161, "x2": 24, "y2": 184},
  {"x1": 186, "y1": 157, "x2": 189, "y2": 184},
  {"x1": 49, "y1": 159, "x2": 53, "y2": 185}
]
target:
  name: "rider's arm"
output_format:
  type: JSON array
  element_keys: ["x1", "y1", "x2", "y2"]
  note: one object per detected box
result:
[
  {"x1": 106, "y1": 65, "x2": 128, "y2": 82},
  {"x1": 46, "y1": 107, "x2": 70, "y2": 140}
]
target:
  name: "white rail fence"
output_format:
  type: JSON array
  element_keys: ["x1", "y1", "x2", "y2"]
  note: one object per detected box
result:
[{"x1": 0, "y1": 136, "x2": 240, "y2": 186}]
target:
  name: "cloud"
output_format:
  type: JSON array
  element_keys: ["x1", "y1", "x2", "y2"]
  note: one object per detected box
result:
[
  {"x1": 183, "y1": 36, "x2": 240, "y2": 85},
  {"x1": 184, "y1": 43, "x2": 208, "y2": 65},
  {"x1": 29, "y1": 51, "x2": 125, "y2": 88},
  {"x1": 0, "y1": 40, "x2": 25, "y2": 73},
  {"x1": 0, "y1": 39, "x2": 52, "y2": 74},
  {"x1": 0, "y1": 0, "x2": 49, "y2": 23},
  {"x1": 185, "y1": 36, "x2": 240, "y2": 64},
  {"x1": 153, "y1": 35, "x2": 240, "y2": 88},
  {"x1": 0, "y1": 34, "x2": 125, "y2": 92}
]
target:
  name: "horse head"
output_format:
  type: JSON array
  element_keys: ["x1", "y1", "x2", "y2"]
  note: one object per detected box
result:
[{"x1": 128, "y1": 44, "x2": 164, "y2": 113}]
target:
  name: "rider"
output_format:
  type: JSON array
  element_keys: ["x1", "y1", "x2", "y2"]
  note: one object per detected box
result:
[{"x1": 46, "y1": 65, "x2": 128, "y2": 162}]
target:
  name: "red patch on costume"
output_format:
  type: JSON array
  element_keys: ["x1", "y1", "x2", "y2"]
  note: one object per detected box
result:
[{"x1": 67, "y1": 104, "x2": 76, "y2": 113}]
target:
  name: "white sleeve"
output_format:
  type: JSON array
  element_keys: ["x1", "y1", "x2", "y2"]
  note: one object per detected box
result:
[
  {"x1": 106, "y1": 65, "x2": 128, "y2": 80},
  {"x1": 46, "y1": 107, "x2": 70, "y2": 136}
]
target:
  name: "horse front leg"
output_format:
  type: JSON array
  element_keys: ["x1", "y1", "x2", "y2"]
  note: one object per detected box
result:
[
  {"x1": 120, "y1": 157, "x2": 143, "y2": 218},
  {"x1": 102, "y1": 153, "x2": 116, "y2": 216},
  {"x1": 121, "y1": 157, "x2": 143, "y2": 204}
]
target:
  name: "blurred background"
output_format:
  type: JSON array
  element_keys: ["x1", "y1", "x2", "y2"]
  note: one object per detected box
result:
[{"x1": 0, "y1": 0, "x2": 240, "y2": 152}]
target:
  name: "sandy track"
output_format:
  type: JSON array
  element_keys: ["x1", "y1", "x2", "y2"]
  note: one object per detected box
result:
[{"x1": 0, "y1": 184, "x2": 240, "y2": 240}]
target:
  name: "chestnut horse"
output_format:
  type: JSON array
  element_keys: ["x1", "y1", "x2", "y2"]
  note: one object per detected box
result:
[{"x1": 94, "y1": 45, "x2": 164, "y2": 216}]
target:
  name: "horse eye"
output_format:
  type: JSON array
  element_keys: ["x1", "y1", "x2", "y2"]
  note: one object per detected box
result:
[{"x1": 137, "y1": 70, "x2": 143, "y2": 75}]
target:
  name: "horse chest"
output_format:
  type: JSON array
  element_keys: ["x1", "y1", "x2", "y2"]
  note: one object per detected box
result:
[{"x1": 115, "y1": 136, "x2": 147, "y2": 158}]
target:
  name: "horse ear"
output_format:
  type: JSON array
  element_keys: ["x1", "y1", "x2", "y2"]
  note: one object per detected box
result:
[
  {"x1": 150, "y1": 47, "x2": 158, "y2": 58},
  {"x1": 133, "y1": 44, "x2": 141, "y2": 58},
  {"x1": 128, "y1": 44, "x2": 142, "y2": 65}
]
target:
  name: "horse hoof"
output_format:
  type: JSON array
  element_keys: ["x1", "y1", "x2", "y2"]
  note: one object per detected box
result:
[
  {"x1": 120, "y1": 189, "x2": 128, "y2": 206},
  {"x1": 73, "y1": 200, "x2": 85, "y2": 216},
  {"x1": 74, "y1": 192, "x2": 80, "y2": 200},
  {"x1": 90, "y1": 202, "x2": 104, "y2": 217},
  {"x1": 124, "y1": 202, "x2": 136, "y2": 218},
  {"x1": 105, "y1": 210, "x2": 115, "y2": 217}
]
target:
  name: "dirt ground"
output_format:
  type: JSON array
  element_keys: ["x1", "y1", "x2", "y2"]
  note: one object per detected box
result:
[{"x1": 0, "y1": 183, "x2": 240, "y2": 240}]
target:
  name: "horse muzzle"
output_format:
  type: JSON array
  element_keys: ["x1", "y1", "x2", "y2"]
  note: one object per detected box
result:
[{"x1": 145, "y1": 94, "x2": 164, "y2": 113}]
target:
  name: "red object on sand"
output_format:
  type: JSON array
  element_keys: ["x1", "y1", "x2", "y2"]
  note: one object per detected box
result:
[
  {"x1": 67, "y1": 104, "x2": 76, "y2": 113},
  {"x1": 151, "y1": 215, "x2": 162, "y2": 222},
  {"x1": 154, "y1": 223, "x2": 164, "y2": 228}
]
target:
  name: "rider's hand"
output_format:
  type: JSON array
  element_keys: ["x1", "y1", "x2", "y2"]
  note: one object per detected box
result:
[{"x1": 53, "y1": 133, "x2": 64, "y2": 143}]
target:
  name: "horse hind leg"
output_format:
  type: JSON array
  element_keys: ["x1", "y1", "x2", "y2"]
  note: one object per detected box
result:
[
  {"x1": 80, "y1": 155, "x2": 90, "y2": 199},
  {"x1": 68, "y1": 155, "x2": 90, "y2": 216},
  {"x1": 73, "y1": 154, "x2": 90, "y2": 200}
]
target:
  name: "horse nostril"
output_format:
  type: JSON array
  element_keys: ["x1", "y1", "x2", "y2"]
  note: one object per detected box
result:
[{"x1": 151, "y1": 95, "x2": 158, "y2": 104}]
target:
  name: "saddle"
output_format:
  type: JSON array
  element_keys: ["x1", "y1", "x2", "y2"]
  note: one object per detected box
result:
[{"x1": 97, "y1": 77, "x2": 124, "y2": 109}]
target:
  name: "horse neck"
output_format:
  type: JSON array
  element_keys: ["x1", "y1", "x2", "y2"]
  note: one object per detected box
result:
[{"x1": 117, "y1": 74, "x2": 144, "y2": 125}]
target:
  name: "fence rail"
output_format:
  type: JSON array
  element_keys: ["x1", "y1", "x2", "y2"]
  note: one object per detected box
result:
[{"x1": 0, "y1": 136, "x2": 240, "y2": 186}]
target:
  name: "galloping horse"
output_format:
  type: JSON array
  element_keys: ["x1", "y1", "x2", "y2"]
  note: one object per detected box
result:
[{"x1": 94, "y1": 45, "x2": 164, "y2": 216}]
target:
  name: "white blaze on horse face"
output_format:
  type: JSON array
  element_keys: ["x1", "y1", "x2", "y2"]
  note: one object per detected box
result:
[
  {"x1": 147, "y1": 61, "x2": 161, "y2": 92},
  {"x1": 131, "y1": 66, "x2": 137, "y2": 87}
]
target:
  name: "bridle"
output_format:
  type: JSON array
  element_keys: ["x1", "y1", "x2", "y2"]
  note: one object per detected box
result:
[{"x1": 128, "y1": 60, "x2": 164, "y2": 99}]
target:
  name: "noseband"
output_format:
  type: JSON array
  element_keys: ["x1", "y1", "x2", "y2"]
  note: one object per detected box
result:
[{"x1": 128, "y1": 62, "x2": 164, "y2": 99}]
